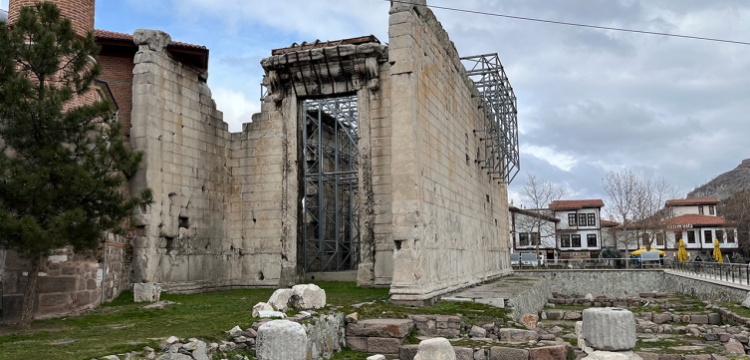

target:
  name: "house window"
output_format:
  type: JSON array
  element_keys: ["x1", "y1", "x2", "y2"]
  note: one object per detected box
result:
[
  {"x1": 641, "y1": 233, "x2": 650, "y2": 247},
  {"x1": 578, "y1": 214, "x2": 587, "y2": 226},
  {"x1": 728, "y1": 230, "x2": 736, "y2": 243},
  {"x1": 704, "y1": 230, "x2": 712, "y2": 244},
  {"x1": 709, "y1": 205, "x2": 715, "y2": 215},
  {"x1": 587, "y1": 234, "x2": 597, "y2": 247},
  {"x1": 561, "y1": 234, "x2": 571, "y2": 248},
  {"x1": 568, "y1": 214, "x2": 577, "y2": 227},
  {"x1": 530, "y1": 232, "x2": 540, "y2": 246},
  {"x1": 572, "y1": 234, "x2": 581, "y2": 247},
  {"x1": 656, "y1": 233, "x2": 665, "y2": 246},
  {"x1": 699, "y1": 206, "x2": 704, "y2": 215},
  {"x1": 674, "y1": 231, "x2": 683, "y2": 242},
  {"x1": 587, "y1": 213, "x2": 596, "y2": 226},
  {"x1": 519, "y1": 233, "x2": 530, "y2": 247},
  {"x1": 716, "y1": 230, "x2": 724, "y2": 243},
  {"x1": 687, "y1": 231, "x2": 696, "y2": 244}
]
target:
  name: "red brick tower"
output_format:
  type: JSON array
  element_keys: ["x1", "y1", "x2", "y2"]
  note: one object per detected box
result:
[{"x1": 8, "y1": 0, "x2": 95, "y2": 36}]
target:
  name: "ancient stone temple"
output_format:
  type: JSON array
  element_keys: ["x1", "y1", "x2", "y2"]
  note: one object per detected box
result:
[{"x1": 0, "y1": 0, "x2": 519, "y2": 321}]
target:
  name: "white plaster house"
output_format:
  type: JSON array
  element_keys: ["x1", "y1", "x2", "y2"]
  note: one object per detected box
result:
[
  {"x1": 549, "y1": 199, "x2": 605, "y2": 259},
  {"x1": 614, "y1": 198, "x2": 737, "y2": 260},
  {"x1": 509, "y1": 206, "x2": 559, "y2": 262},
  {"x1": 662, "y1": 198, "x2": 737, "y2": 259}
]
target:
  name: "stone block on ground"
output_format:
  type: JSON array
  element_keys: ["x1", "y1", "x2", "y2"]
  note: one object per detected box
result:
[
  {"x1": 347, "y1": 318, "x2": 414, "y2": 338},
  {"x1": 497, "y1": 328, "x2": 539, "y2": 343},
  {"x1": 489, "y1": 346, "x2": 529, "y2": 360},
  {"x1": 367, "y1": 337, "x2": 402, "y2": 354},
  {"x1": 582, "y1": 308, "x2": 636, "y2": 351},
  {"x1": 454, "y1": 346, "x2": 473, "y2": 360},
  {"x1": 635, "y1": 353, "x2": 658, "y2": 360},
  {"x1": 400, "y1": 344, "x2": 419, "y2": 360},
  {"x1": 575, "y1": 321, "x2": 592, "y2": 353},
  {"x1": 252, "y1": 302, "x2": 274, "y2": 317},
  {"x1": 521, "y1": 314, "x2": 539, "y2": 329},
  {"x1": 367, "y1": 355, "x2": 387, "y2": 360},
  {"x1": 290, "y1": 283, "x2": 326, "y2": 309},
  {"x1": 583, "y1": 351, "x2": 642, "y2": 360},
  {"x1": 268, "y1": 288, "x2": 295, "y2": 311},
  {"x1": 529, "y1": 345, "x2": 568, "y2": 360},
  {"x1": 133, "y1": 283, "x2": 161, "y2": 303},
  {"x1": 256, "y1": 320, "x2": 307, "y2": 360},
  {"x1": 741, "y1": 292, "x2": 750, "y2": 308},
  {"x1": 414, "y1": 337, "x2": 456, "y2": 360},
  {"x1": 470, "y1": 325, "x2": 487, "y2": 338},
  {"x1": 723, "y1": 339, "x2": 744, "y2": 354}
]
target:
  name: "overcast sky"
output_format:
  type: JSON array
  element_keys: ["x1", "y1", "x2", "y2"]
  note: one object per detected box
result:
[{"x1": 2, "y1": 0, "x2": 748, "y2": 207}]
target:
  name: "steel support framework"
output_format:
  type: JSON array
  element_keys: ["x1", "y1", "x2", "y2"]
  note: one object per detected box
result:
[
  {"x1": 461, "y1": 53, "x2": 520, "y2": 184},
  {"x1": 301, "y1": 96, "x2": 360, "y2": 273}
]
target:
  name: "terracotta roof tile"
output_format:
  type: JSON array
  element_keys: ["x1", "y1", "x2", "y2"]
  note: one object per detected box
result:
[
  {"x1": 549, "y1": 199, "x2": 605, "y2": 211},
  {"x1": 509, "y1": 205, "x2": 559, "y2": 222},
  {"x1": 662, "y1": 214, "x2": 728, "y2": 227},
  {"x1": 665, "y1": 198, "x2": 719, "y2": 207},
  {"x1": 94, "y1": 29, "x2": 207, "y2": 50},
  {"x1": 601, "y1": 220, "x2": 619, "y2": 227}
]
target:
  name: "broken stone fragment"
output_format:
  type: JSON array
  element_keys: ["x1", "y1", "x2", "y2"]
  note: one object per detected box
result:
[
  {"x1": 133, "y1": 29, "x2": 172, "y2": 52},
  {"x1": 290, "y1": 283, "x2": 327, "y2": 310},
  {"x1": 520, "y1": 313, "x2": 539, "y2": 329},
  {"x1": 256, "y1": 320, "x2": 307, "y2": 360},
  {"x1": 252, "y1": 302, "x2": 274, "y2": 317},
  {"x1": 258, "y1": 310, "x2": 286, "y2": 319},
  {"x1": 268, "y1": 288, "x2": 295, "y2": 311},
  {"x1": 414, "y1": 337, "x2": 456, "y2": 360},
  {"x1": 226, "y1": 326, "x2": 242, "y2": 337},
  {"x1": 133, "y1": 283, "x2": 162, "y2": 303}
]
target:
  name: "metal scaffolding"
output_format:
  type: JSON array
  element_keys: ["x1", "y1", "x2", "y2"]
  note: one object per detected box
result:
[
  {"x1": 301, "y1": 96, "x2": 360, "y2": 273},
  {"x1": 461, "y1": 53, "x2": 520, "y2": 184}
]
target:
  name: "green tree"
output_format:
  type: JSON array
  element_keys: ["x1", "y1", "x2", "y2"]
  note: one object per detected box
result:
[{"x1": 0, "y1": 3, "x2": 151, "y2": 329}]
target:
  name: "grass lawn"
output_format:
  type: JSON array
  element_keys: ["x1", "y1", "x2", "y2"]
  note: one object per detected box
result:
[{"x1": 0, "y1": 282, "x2": 389, "y2": 360}]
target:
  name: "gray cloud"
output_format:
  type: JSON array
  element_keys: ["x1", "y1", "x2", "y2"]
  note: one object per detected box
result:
[{"x1": 112, "y1": 0, "x2": 750, "y2": 203}]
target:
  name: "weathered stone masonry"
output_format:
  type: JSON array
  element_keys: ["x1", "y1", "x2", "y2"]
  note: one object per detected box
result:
[
  {"x1": 2, "y1": 0, "x2": 515, "y2": 321},
  {"x1": 387, "y1": 0, "x2": 512, "y2": 303}
]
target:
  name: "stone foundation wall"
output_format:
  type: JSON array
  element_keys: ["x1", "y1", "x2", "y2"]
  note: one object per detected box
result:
[
  {"x1": 388, "y1": 0, "x2": 512, "y2": 303},
  {"x1": 516, "y1": 270, "x2": 665, "y2": 298},
  {"x1": 518, "y1": 269, "x2": 750, "y2": 303},
  {"x1": 662, "y1": 272, "x2": 749, "y2": 303},
  {"x1": 0, "y1": 240, "x2": 129, "y2": 323}
]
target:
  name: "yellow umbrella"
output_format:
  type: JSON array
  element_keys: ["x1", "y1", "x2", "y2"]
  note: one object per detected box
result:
[
  {"x1": 677, "y1": 239, "x2": 688, "y2": 262},
  {"x1": 713, "y1": 239, "x2": 723, "y2": 263},
  {"x1": 629, "y1": 246, "x2": 666, "y2": 256}
]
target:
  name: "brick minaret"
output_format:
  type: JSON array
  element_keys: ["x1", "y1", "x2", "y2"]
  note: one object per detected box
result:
[{"x1": 8, "y1": 0, "x2": 95, "y2": 36}]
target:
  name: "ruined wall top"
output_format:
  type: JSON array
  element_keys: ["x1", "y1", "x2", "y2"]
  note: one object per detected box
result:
[{"x1": 260, "y1": 38, "x2": 387, "y2": 101}]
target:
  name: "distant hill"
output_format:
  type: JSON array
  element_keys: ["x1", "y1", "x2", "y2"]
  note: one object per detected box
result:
[{"x1": 688, "y1": 159, "x2": 750, "y2": 200}]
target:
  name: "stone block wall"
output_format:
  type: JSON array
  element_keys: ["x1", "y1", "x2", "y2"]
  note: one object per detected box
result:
[
  {"x1": 129, "y1": 30, "x2": 234, "y2": 290},
  {"x1": 228, "y1": 100, "x2": 298, "y2": 288},
  {"x1": 387, "y1": 0, "x2": 512, "y2": 303},
  {"x1": 516, "y1": 270, "x2": 665, "y2": 298},
  {"x1": 0, "y1": 243, "x2": 128, "y2": 323}
]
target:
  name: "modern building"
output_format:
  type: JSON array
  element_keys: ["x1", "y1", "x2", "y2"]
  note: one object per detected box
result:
[
  {"x1": 509, "y1": 206, "x2": 559, "y2": 262},
  {"x1": 662, "y1": 198, "x2": 737, "y2": 259},
  {"x1": 549, "y1": 199, "x2": 605, "y2": 259}
]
